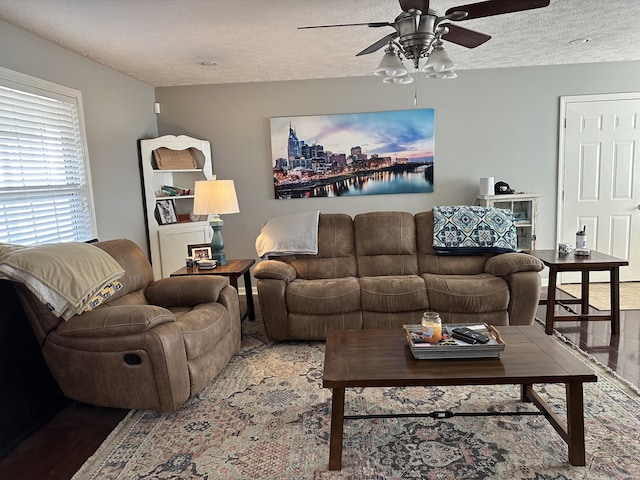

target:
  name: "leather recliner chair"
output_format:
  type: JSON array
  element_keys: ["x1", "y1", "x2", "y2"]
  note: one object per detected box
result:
[{"x1": 13, "y1": 239, "x2": 241, "y2": 413}]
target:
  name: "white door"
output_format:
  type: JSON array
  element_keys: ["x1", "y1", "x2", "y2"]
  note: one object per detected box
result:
[{"x1": 559, "y1": 93, "x2": 640, "y2": 282}]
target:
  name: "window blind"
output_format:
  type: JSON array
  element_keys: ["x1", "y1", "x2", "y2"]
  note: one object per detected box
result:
[{"x1": 0, "y1": 75, "x2": 95, "y2": 245}]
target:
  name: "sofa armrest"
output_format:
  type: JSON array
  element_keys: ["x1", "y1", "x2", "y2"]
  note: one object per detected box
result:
[
  {"x1": 56, "y1": 305, "x2": 175, "y2": 337},
  {"x1": 484, "y1": 252, "x2": 544, "y2": 277},
  {"x1": 253, "y1": 259, "x2": 297, "y2": 283},
  {"x1": 144, "y1": 276, "x2": 229, "y2": 307}
]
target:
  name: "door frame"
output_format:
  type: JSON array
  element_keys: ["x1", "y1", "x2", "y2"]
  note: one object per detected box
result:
[{"x1": 557, "y1": 91, "x2": 640, "y2": 248}]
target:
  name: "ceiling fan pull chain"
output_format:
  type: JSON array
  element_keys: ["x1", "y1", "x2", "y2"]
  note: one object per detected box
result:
[{"x1": 414, "y1": 69, "x2": 419, "y2": 106}]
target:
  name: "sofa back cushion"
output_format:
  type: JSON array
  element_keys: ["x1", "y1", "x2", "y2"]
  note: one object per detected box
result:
[
  {"x1": 354, "y1": 212, "x2": 418, "y2": 276},
  {"x1": 415, "y1": 211, "x2": 487, "y2": 275},
  {"x1": 287, "y1": 213, "x2": 358, "y2": 280},
  {"x1": 94, "y1": 239, "x2": 154, "y2": 303}
]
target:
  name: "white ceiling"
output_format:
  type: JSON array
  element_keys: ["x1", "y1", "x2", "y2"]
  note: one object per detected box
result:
[{"x1": 1, "y1": 0, "x2": 639, "y2": 87}]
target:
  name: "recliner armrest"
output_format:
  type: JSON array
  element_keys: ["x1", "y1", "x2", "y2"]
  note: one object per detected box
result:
[
  {"x1": 253, "y1": 259, "x2": 297, "y2": 283},
  {"x1": 484, "y1": 252, "x2": 544, "y2": 277},
  {"x1": 145, "y1": 276, "x2": 229, "y2": 307},
  {"x1": 56, "y1": 305, "x2": 175, "y2": 337}
]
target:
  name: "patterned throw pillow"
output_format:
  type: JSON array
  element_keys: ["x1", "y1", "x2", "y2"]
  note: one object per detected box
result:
[{"x1": 432, "y1": 205, "x2": 517, "y2": 254}]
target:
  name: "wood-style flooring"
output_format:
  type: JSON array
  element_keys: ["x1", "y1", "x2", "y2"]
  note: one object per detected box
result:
[{"x1": 1, "y1": 291, "x2": 638, "y2": 480}]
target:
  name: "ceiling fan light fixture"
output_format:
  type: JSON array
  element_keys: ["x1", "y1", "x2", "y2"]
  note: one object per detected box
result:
[
  {"x1": 425, "y1": 70, "x2": 457, "y2": 80},
  {"x1": 424, "y1": 42, "x2": 455, "y2": 72},
  {"x1": 383, "y1": 74, "x2": 414, "y2": 84},
  {"x1": 375, "y1": 46, "x2": 408, "y2": 77}
]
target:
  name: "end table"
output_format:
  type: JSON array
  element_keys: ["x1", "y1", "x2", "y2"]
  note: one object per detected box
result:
[
  {"x1": 170, "y1": 258, "x2": 256, "y2": 322},
  {"x1": 528, "y1": 249, "x2": 628, "y2": 335}
]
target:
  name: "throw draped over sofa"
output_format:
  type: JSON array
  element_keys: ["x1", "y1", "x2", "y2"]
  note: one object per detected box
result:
[{"x1": 254, "y1": 211, "x2": 544, "y2": 341}]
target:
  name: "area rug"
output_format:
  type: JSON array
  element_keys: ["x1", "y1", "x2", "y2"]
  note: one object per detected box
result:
[
  {"x1": 73, "y1": 321, "x2": 640, "y2": 480},
  {"x1": 558, "y1": 282, "x2": 640, "y2": 311}
]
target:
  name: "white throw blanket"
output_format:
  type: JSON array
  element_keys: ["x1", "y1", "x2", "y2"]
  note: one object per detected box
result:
[
  {"x1": 255, "y1": 211, "x2": 320, "y2": 258},
  {"x1": 0, "y1": 242, "x2": 124, "y2": 320}
]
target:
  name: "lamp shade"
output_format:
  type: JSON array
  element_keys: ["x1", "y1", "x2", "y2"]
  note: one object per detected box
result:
[
  {"x1": 192, "y1": 180, "x2": 240, "y2": 215},
  {"x1": 375, "y1": 49, "x2": 408, "y2": 78},
  {"x1": 424, "y1": 70, "x2": 457, "y2": 79},
  {"x1": 383, "y1": 74, "x2": 414, "y2": 84},
  {"x1": 423, "y1": 44, "x2": 456, "y2": 73}
]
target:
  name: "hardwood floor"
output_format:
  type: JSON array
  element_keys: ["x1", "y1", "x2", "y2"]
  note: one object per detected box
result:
[
  {"x1": 1, "y1": 292, "x2": 638, "y2": 480},
  {"x1": 538, "y1": 289, "x2": 640, "y2": 390}
]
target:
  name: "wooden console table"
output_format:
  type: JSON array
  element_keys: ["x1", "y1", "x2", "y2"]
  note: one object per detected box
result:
[{"x1": 528, "y1": 250, "x2": 628, "y2": 335}]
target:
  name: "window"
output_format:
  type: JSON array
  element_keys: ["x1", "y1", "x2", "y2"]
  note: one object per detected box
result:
[{"x1": 0, "y1": 67, "x2": 96, "y2": 245}]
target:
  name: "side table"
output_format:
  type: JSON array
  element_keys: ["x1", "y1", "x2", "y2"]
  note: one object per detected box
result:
[
  {"x1": 528, "y1": 250, "x2": 628, "y2": 335},
  {"x1": 170, "y1": 258, "x2": 256, "y2": 322}
]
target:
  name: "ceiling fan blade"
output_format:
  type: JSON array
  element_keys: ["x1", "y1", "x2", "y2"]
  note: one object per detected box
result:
[
  {"x1": 356, "y1": 32, "x2": 399, "y2": 56},
  {"x1": 399, "y1": 0, "x2": 429, "y2": 13},
  {"x1": 445, "y1": 0, "x2": 550, "y2": 20},
  {"x1": 298, "y1": 21, "x2": 391, "y2": 30},
  {"x1": 440, "y1": 23, "x2": 491, "y2": 48}
]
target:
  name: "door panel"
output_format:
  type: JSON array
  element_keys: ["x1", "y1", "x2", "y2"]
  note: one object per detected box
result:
[{"x1": 561, "y1": 95, "x2": 640, "y2": 282}]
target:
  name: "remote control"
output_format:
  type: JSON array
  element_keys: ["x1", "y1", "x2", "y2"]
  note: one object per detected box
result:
[{"x1": 451, "y1": 327, "x2": 490, "y2": 344}]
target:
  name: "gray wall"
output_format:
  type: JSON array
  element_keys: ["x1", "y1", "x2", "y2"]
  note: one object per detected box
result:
[
  {"x1": 156, "y1": 62, "x2": 640, "y2": 262},
  {"x1": 4, "y1": 14, "x2": 640, "y2": 267},
  {"x1": 0, "y1": 19, "x2": 157, "y2": 249}
]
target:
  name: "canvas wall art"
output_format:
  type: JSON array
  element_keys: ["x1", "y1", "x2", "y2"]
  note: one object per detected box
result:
[{"x1": 270, "y1": 109, "x2": 434, "y2": 199}]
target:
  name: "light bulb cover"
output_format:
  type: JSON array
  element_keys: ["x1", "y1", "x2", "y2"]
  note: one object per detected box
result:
[
  {"x1": 375, "y1": 49, "x2": 408, "y2": 78},
  {"x1": 424, "y1": 45, "x2": 456, "y2": 73},
  {"x1": 383, "y1": 74, "x2": 414, "y2": 84},
  {"x1": 425, "y1": 70, "x2": 457, "y2": 79}
]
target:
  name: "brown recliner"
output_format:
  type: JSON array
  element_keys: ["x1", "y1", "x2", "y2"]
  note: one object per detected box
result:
[{"x1": 14, "y1": 239, "x2": 241, "y2": 413}]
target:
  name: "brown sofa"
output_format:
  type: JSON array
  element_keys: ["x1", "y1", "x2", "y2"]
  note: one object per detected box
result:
[
  {"x1": 253, "y1": 211, "x2": 544, "y2": 341},
  {"x1": 12, "y1": 239, "x2": 241, "y2": 412}
]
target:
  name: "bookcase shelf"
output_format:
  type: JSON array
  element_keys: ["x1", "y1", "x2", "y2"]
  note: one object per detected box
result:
[
  {"x1": 139, "y1": 135, "x2": 214, "y2": 279},
  {"x1": 475, "y1": 192, "x2": 542, "y2": 251}
]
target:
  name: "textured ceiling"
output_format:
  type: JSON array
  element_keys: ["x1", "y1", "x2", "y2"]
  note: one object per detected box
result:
[{"x1": 1, "y1": 0, "x2": 639, "y2": 87}]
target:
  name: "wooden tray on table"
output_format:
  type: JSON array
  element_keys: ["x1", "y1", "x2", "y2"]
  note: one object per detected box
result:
[{"x1": 402, "y1": 323, "x2": 505, "y2": 360}]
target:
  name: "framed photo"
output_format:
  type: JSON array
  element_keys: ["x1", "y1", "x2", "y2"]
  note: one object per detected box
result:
[
  {"x1": 187, "y1": 243, "x2": 212, "y2": 260},
  {"x1": 155, "y1": 199, "x2": 178, "y2": 225}
]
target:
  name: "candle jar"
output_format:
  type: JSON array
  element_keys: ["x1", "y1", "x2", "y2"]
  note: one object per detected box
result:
[{"x1": 421, "y1": 311, "x2": 442, "y2": 344}]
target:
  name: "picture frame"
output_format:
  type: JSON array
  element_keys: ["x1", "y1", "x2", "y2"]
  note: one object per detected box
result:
[
  {"x1": 270, "y1": 109, "x2": 434, "y2": 199},
  {"x1": 187, "y1": 243, "x2": 212, "y2": 260},
  {"x1": 155, "y1": 199, "x2": 178, "y2": 225},
  {"x1": 513, "y1": 211, "x2": 528, "y2": 221}
]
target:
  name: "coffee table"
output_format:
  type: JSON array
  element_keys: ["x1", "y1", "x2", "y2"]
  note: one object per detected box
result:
[{"x1": 323, "y1": 326, "x2": 597, "y2": 470}]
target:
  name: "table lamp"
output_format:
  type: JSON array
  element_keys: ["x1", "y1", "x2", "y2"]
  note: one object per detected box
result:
[{"x1": 192, "y1": 179, "x2": 239, "y2": 265}]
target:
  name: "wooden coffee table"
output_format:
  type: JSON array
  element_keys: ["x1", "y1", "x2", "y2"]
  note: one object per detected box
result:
[{"x1": 323, "y1": 327, "x2": 597, "y2": 470}]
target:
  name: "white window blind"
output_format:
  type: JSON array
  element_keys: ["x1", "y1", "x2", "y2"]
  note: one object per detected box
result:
[{"x1": 0, "y1": 69, "x2": 96, "y2": 245}]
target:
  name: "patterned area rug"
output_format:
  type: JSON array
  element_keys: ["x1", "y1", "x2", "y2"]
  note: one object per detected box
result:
[
  {"x1": 73, "y1": 321, "x2": 640, "y2": 480},
  {"x1": 558, "y1": 282, "x2": 640, "y2": 311}
]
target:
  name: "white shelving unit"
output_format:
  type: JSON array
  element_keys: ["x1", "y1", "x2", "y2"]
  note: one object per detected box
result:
[
  {"x1": 475, "y1": 193, "x2": 542, "y2": 251},
  {"x1": 140, "y1": 135, "x2": 214, "y2": 278}
]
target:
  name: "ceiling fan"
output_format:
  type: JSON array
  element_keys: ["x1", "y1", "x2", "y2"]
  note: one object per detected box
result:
[{"x1": 299, "y1": 0, "x2": 551, "y2": 77}]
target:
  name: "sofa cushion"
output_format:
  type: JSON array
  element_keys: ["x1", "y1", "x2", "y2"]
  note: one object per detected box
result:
[
  {"x1": 416, "y1": 211, "x2": 488, "y2": 275},
  {"x1": 173, "y1": 303, "x2": 230, "y2": 359},
  {"x1": 423, "y1": 273, "x2": 509, "y2": 314},
  {"x1": 360, "y1": 275, "x2": 428, "y2": 312},
  {"x1": 286, "y1": 213, "x2": 357, "y2": 280},
  {"x1": 286, "y1": 277, "x2": 361, "y2": 315},
  {"x1": 355, "y1": 212, "x2": 418, "y2": 276}
]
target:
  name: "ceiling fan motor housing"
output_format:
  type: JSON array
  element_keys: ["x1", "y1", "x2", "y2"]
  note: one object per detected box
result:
[{"x1": 394, "y1": 10, "x2": 437, "y2": 63}]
